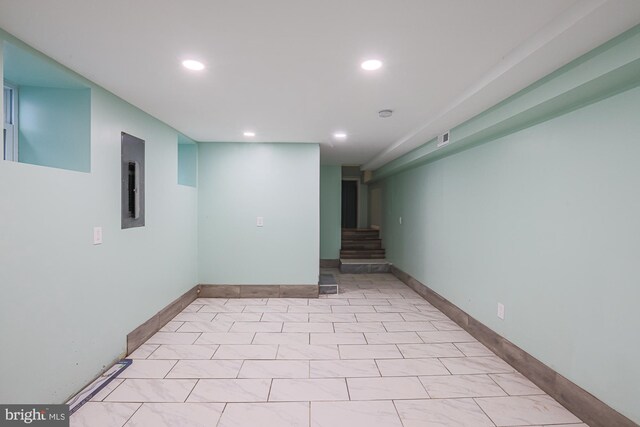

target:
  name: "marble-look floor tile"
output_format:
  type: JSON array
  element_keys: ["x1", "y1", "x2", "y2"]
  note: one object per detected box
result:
[
  {"x1": 71, "y1": 402, "x2": 140, "y2": 427},
  {"x1": 128, "y1": 344, "x2": 159, "y2": 359},
  {"x1": 146, "y1": 332, "x2": 200, "y2": 345},
  {"x1": 364, "y1": 332, "x2": 422, "y2": 344},
  {"x1": 215, "y1": 312, "x2": 263, "y2": 322},
  {"x1": 475, "y1": 395, "x2": 582, "y2": 426},
  {"x1": 166, "y1": 360, "x2": 243, "y2": 378},
  {"x1": 309, "y1": 298, "x2": 349, "y2": 306},
  {"x1": 195, "y1": 332, "x2": 254, "y2": 345},
  {"x1": 267, "y1": 298, "x2": 309, "y2": 306},
  {"x1": 118, "y1": 360, "x2": 177, "y2": 379},
  {"x1": 181, "y1": 304, "x2": 204, "y2": 313},
  {"x1": 226, "y1": 298, "x2": 267, "y2": 305},
  {"x1": 394, "y1": 398, "x2": 495, "y2": 427},
  {"x1": 355, "y1": 313, "x2": 404, "y2": 322},
  {"x1": 198, "y1": 305, "x2": 245, "y2": 313},
  {"x1": 454, "y1": 341, "x2": 495, "y2": 357},
  {"x1": 331, "y1": 305, "x2": 376, "y2": 313},
  {"x1": 432, "y1": 320, "x2": 463, "y2": 331},
  {"x1": 159, "y1": 321, "x2": 184, "y2": 332},
  {"x1": 311, "y1": 400, "x2": 403, "y2": 427},
  {"x1": 417, "y1": 330, "x2": 476, "y2": 343},
  {"x1": 489, "y1": 373, "x2": 544, "y2": 396},
  {"x1": 176, "y1": 321, "x2": 233, "y2": 333},
  {"x1": 172, "y1": 312, "x2": 216, "y2": 322},
  {"x1": 229, "y1": 321, "x2": 283, "y2": 333},
  {"x1": 283, "y1": 322, "x2": 334, "y2": 333},
  {"x1": 270, "y1": 378, "x2": 349, "y2": 401},
  {"x1": 347, "y1": 377, "x2": 428, "y2": 400},
  {"x1": 440, "y1": 356, "x2": 515, "y2": 374},
  {"x1": 261, "y1": 313, "x2": 309, "y2": 322},
  {"x1": 374, "y1": 305, "x2": 420, "y2": 313},
  {"x1": 213, "y1": 344, "x2": 278, "y2": 359},
  {"x1": 90, "y1": 379, "x2": 125, "y2": 402},
  {"x1": 244, "y1": 305, "x2": 288, "y2": 313},
  {"x1": 277, "y1": 344, "x2": 340, "y2": 360},
  {"x1": 238, "y1": 360, "x2": 309, "y2": 378},
  {"x1": 187, "y1": 379, "x2": 271, "y2": 402},
  {"x1": 348, "y1": 298, "x2": 391, "y2": 306},
  {"x1": 383, "y1": 321, "x2": 437, "y2": 332},
  {"x1": 420, "y1": 374, "x2": 507, "y2": 398},
  {"x1": 124, "y1": 402, "x2": 224, "y2": 427},
  {"x1": 339, "y1": 344, "x2": 402, "y2": 359},
  {"x1": 105, "y1": 379, "x2": 197, "y2": 402},
  {"x1": 253, "y1": 332, "x2": 309, "y2": 345},
  {"x1": 334, "y1": 322, "x2": 386, "y2": 333},
  {"x1": 148, "y1": 344, "x2": 218, "y2": 360},
  {"x1": 309, "y1": 313, "x2": 357, "y2": 323},
  {"x1": 217, "y1": 402, "x2": 309, "y2": 427},
  {"x1": 401, "y1": 312, "x2": 449, "y2": 322},
  {"x1": 397, "y1": 343, "x2": 465, "y2": 358},
  {"x1": 289, "y1": 305, "x2": 332, "y2": 313},
  {"x1": 310, "y1": 332, "x2": 366, "y2": 345},
  {"x1": 310, "y1": 359, "x2": 380, "y2": 378},
  {"x1": 375, "y1": 358, "x2": 450, "y2": 377}
]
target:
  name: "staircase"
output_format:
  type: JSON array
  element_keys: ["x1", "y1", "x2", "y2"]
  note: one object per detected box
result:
[
  {"x1": 340, "y1": 229, "x2": 390, "y2": 273},
  {"x1": 340, "y1": 229, "x2": 386, "y2": 259}
]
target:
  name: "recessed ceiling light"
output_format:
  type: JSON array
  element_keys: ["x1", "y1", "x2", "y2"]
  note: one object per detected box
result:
[
  {"x1": 333, "y1": 132, "x2": 347, "y2": 139},
  {"x1": 243, "y1": 131, "x2": 256, "y2": 137},
  {"x1": 182, "y1": 59, "x2": 205, "y2": 71},
  {"x1": 361, "y1": 59, "x2": 383, "y2": 71}
]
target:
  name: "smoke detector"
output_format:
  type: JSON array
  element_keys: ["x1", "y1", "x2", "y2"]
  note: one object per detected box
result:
[{"x1": 378, "y1": 109, "x2": 393, "y2": 118}]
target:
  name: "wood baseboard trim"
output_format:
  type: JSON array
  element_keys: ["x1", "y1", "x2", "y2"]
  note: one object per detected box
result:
[
  {"x1": 199, "y1": 284, "x2": 319, "y2": 298},
  {"x1": 390, "y1": 265, "x2": 636, "y2": 427},
  {"x1": 320, "y1": 259, "x2": 340, "y2": 268},
  {"x1": 126, "y1": 285, "x2": 199, "y2": 354}
]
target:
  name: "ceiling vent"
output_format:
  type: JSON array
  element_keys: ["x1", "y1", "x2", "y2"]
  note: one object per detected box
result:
[{"x1": 437, "y1": 131, "x2": 451, "y2": 148}]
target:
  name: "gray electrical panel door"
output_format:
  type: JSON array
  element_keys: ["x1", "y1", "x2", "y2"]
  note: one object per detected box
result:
[{"x1": 121, "y1": 132, "x2": 145, "y2": 229}]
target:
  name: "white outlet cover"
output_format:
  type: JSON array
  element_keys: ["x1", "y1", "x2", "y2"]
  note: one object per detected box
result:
[
  {"x1": 257, "y1": 217, "x2": 264, "y2": 227},
  {"x1": 93, "y1": 227, "x2": 103, "y2": 245},
  {"x1": 497, "y1": 302, "x2": 505, "y2": 320}
]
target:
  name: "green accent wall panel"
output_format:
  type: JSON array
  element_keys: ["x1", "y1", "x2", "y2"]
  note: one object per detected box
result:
[
  {"x1": 372, "y1": 86, "x2": 640, "y2": 423},
  {"x1": 320, "y1": 165, "x2": 341, "y2": 259}
]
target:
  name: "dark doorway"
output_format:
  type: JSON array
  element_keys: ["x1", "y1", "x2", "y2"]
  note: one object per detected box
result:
[{"x1": 342, "y1": 180, "x2": 358, "y2": 228}]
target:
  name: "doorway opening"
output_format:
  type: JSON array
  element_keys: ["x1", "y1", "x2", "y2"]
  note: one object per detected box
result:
[{"x1": 341, "y1": 179, "x2": 358, "y2": 228}]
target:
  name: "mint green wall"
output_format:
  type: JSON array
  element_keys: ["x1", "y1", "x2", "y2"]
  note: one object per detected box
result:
[
  {"x1": 0, "y1": 30, "x2": 198, "y2": 404},
  {"x1": 178, "y1": 142, "x2": 197, "y2": 187},
  {"x1": 198, "y1": 142, "x2": 319, "y2": 284},
  {"x1": 373, "y1": 86, "x2": 640, "y2": 423},
  {"x1": 19, "y1": 86, "x2": 91, "y2": 172},
  {"x1": 320, "y1": 165, "x2": 341, "y2": 259}
]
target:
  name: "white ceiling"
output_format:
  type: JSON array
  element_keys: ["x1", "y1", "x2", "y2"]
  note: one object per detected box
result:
[{"x1": 1, "y1": 0, "x2": 639, "y2": 168}]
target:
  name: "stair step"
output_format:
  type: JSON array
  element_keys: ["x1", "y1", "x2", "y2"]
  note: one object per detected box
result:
[
  {"x1": 340, "y1": 250, "x2": 386, "y2": 259},
  {"x1": 341, "y1": 239, "x2": 382, "y2": 249},
  {"x1": 341, "y1": 233, "x2": 380, "y2": 240},
  {"x1": 340, "y1": 258, "x2": 391, "y2": 274}
]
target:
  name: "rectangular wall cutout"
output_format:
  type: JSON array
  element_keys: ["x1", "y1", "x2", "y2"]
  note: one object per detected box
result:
[{"x1": 121, "y1": 132, "x2": 145, "y2": 229}]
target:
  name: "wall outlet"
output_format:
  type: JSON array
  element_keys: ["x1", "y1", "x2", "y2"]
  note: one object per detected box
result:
[
  {"x1": 399, "y1": 216, "x2": 402, "y2": 225},
  {"x1": 93, "y1": 226, "x2": 103, "y2": 245},
  {"x1": 256, "y1": 217, "x2": 264, "y2": 227},
  {"x1": 497, "y1": 302, "x2": 505, "y2": 320}
]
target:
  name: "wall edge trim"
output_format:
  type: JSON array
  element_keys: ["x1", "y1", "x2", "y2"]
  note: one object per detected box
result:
[
  {"x1": 126, "y1": 285, "x2": 200, "y2": 354},
  {"x1": 390, "y1": 265, "x2": 637, "y2": 427}
]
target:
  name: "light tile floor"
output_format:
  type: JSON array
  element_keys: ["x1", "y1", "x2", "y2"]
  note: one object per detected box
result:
[{"x1": 72, "y1": 271, "x2": 588, "y2": 427}]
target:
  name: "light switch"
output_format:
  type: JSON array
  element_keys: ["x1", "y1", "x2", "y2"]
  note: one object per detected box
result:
[
  {"x1": 93, "y1": 227, "x2": 103, "y2": 245},
  {"x1": 257, "y1": 217, "x2": 264, "y2": 227}
]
